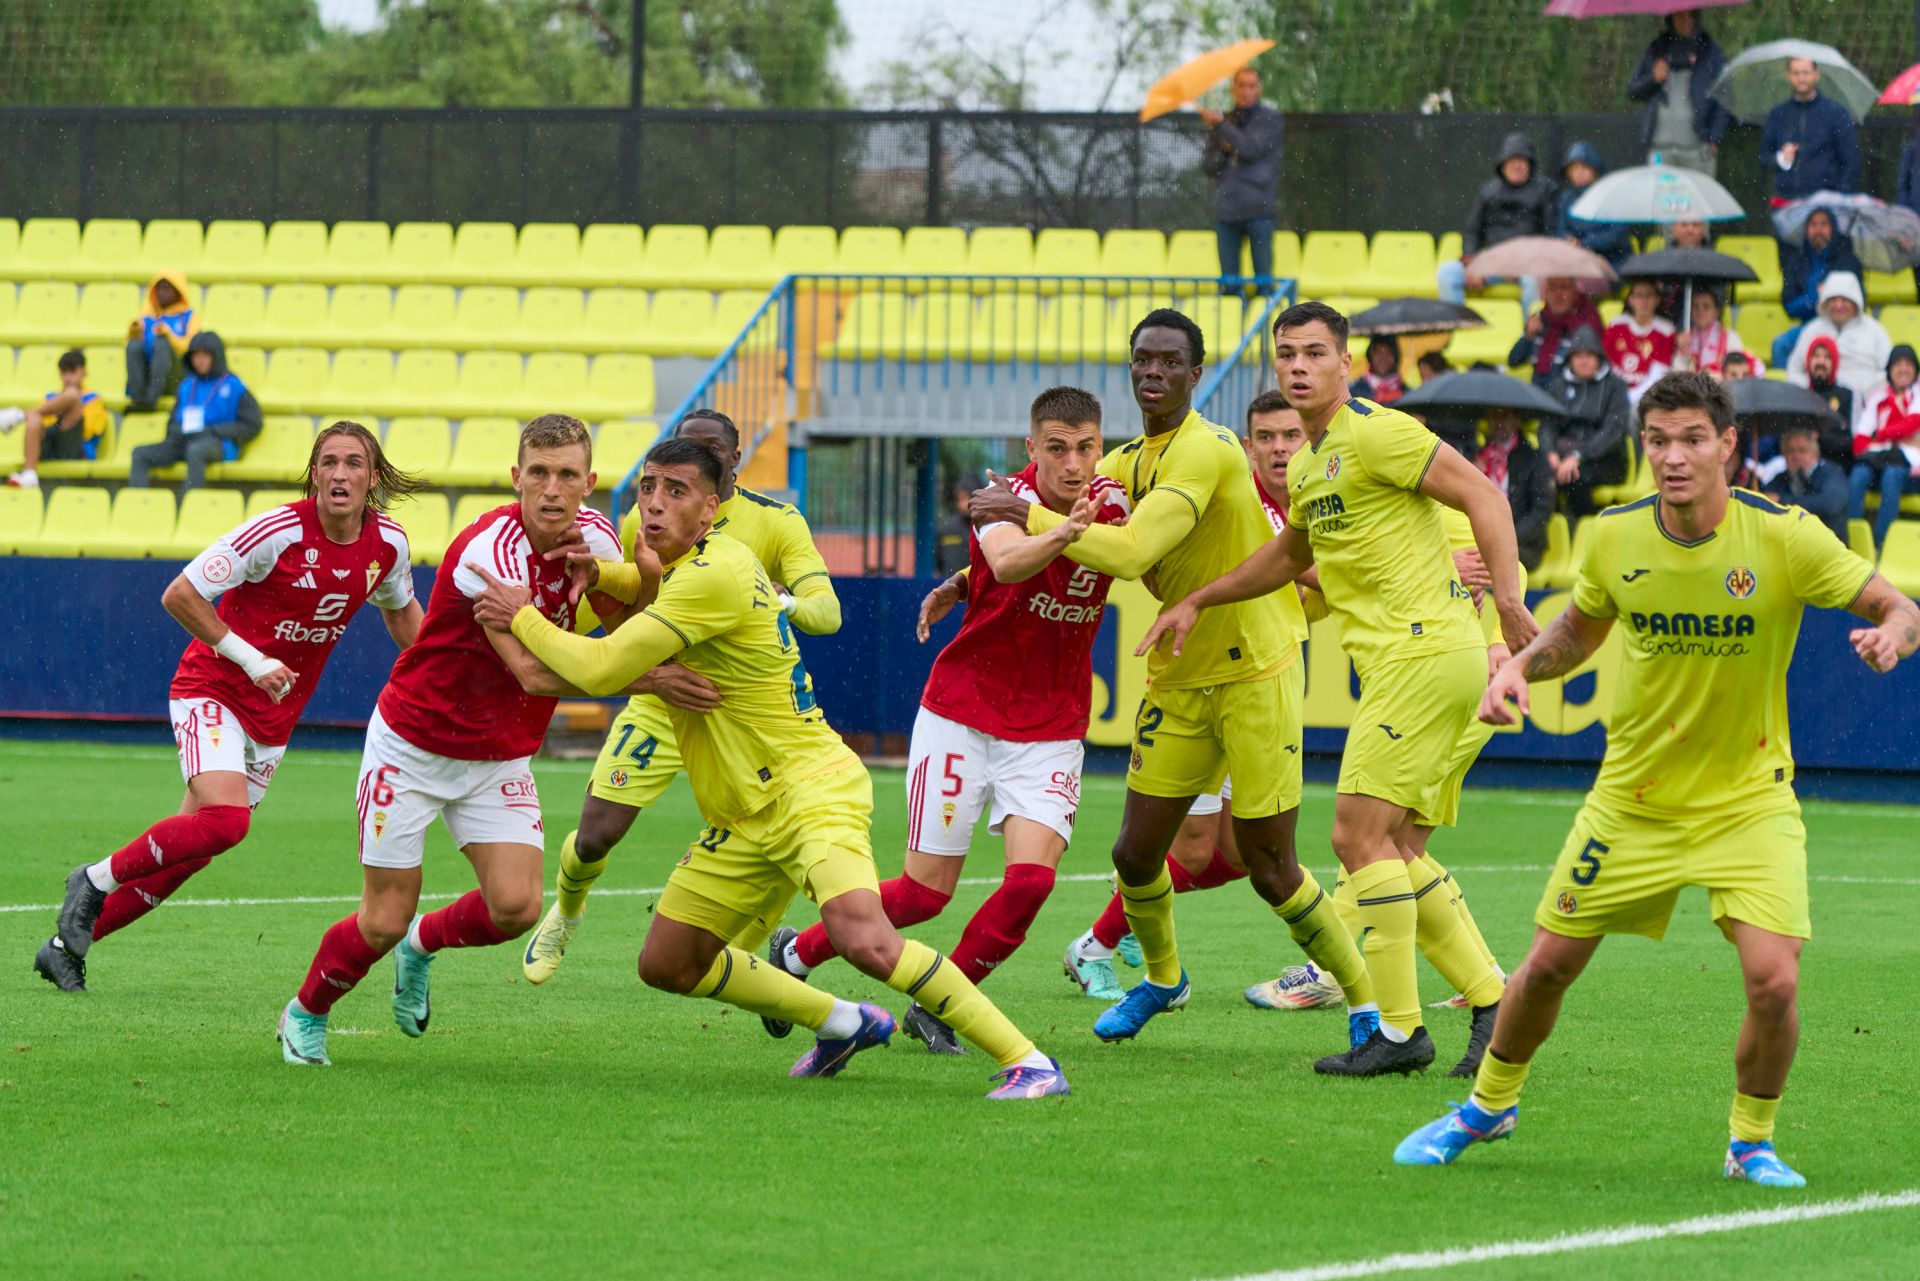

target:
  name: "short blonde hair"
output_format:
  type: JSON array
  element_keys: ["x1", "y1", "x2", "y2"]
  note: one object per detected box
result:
[{"x1": 519, "y1": 413, "x2": 592, "y2": 466}]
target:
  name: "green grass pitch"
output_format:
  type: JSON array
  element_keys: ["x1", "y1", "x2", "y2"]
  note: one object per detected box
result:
[{"x1": 2, "y1": 738, "x2": 1917, "y2": 1280}]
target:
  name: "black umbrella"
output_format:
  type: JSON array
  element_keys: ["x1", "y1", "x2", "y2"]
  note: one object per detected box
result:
[
  {"x1": 1348, "y1": 298, "x2": 1488, "y2": 336},
  {"x1": 1394, "y1": 369, "x2": 1566, "y2": 418},
  {"x1": 1728, "y1": 377, "x2": 1842, "y2": 435},
  {"x1": 1617, "y1": 248, "x2": 1760, "y2": 284}
]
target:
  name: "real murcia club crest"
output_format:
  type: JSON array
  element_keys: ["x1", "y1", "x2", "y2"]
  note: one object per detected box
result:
[{"x1": 366, "y1": 561, "x2": 382, "y2": 594}]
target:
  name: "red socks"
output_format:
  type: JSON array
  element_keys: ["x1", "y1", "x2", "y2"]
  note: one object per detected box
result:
[
  {"x1": 415, "y1": 889, "x2": 515, "y2": 953},
  {"x1": 297, "y1": 914, "x2": 383, "y2": 1016},
  {"x1": 1092, "y1": 849, "x2": 1245, "y2": 944},
  {"x1": 951, "y1": 863, "x2": 1055, "y2": 985},
  {"x1": 106, "y1": 805, "x2": 250, "y2": 885},
  {"x1": 92, "y1": 856, "x2": 213, "y2": 941},
  {"x1": 795, "y1": 872, "x2": 952, "y2": 969},
  {"x1": 1091, "y1": 888, "x2": 1131, "y2": 948}
]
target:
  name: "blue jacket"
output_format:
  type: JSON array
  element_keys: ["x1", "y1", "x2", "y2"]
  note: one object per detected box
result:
[
  {"x1": 1554, "y1": 142, "x2": 1632, "y2": 268},
  {"x1": 1760, "y1": 92, "x2": 1862, "y2": 199},
  {"x1": 166, "y1": 332, "x2": 262, "y2": 460},
  {"x1": 1626, "y1": 23, "x2": 1732, "y2": 151},
  {"x1": 1779, "y1": 226, "x2": 1862, "y2": 321}
]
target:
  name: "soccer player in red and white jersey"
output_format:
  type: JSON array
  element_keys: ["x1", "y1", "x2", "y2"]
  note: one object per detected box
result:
[
  {"x1": 40, "y1": 421, "x2": 423, "y2": 992},
  {"x1": 768, "y1": 387, "x2": 1127, "y2": 1053},
  {"x1": 275, "y1": 414, "x2": 623, "y2": 1067}
]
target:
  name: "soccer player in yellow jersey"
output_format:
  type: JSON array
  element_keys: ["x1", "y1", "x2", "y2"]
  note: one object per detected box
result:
[
  {"x1": 970, "y1": 308, "x2": 1372, "y2": 1047},
  {"x1": 1139, "y1": 301, "x2": 1537, "y2": 1077},
  {"x1": 519, "y1": 409, "x2": 842, "y2": 996},
  {"x1": 473, "y1": 437, "x2": 1069, "y2": 1099},
  {"x1": 1395, "y1": 372, "x2": 1919, "y2": 1183}
]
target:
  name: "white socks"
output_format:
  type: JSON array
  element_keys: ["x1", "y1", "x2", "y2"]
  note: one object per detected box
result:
[
  {"x1": 782, "y1": 937, "x2": 813, "y2": 977},
  {"x1": 1073, "y1": 930, "x2": 1114, "y2": 962},
  {"x1": 404, "y1": 915, "x2": 428, "y2": 955},
  {"x1": 1015, "y1": 1049, "x2": 1053, "y2": 1071},
  {"x1": 819, "y1": 998, "x2": 862, "y2": 1039},
  {"x1": 86, "y1": 860, "x2": 117, "y2": 893}
]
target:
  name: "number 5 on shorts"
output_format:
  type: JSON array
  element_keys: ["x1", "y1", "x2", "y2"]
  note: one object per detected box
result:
[{"x1": 1571, "y1": 837, "x2": 1608, "y2": 886}]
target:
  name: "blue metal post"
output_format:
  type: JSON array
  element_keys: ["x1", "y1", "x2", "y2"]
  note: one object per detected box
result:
[{"x1": 914, "y1": 441, "x2": 940, "y2": 578}]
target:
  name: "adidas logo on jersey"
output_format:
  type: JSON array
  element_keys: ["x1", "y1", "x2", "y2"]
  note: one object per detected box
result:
[{"x1": 292, "y1": 570, "x2": 318, "y2": 589}]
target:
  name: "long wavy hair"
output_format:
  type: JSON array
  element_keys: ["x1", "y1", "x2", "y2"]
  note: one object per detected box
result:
[{"x1": 302, "y1": 420, "x2": 429, "y2": 511}]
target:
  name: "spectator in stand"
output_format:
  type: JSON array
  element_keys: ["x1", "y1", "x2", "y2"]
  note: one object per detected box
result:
[
  {"x1": 1349, "y1": 335, "x2": 1405, "y2": 404},
  {"x1": 125, "y1": 269, "x2": 200, "y2": 412},
  {"x1": 1785, "y1": 272, "x2": 1889, "y2": 400},
  {"x1": 0, "y1": 349, "x2": 110, "y2": 489},
  {"x1": 934, "y1": 470, "x2": 982, "y2": 576},
  {"x1": 1763, "y1": 425, "x2": 1849, "y2": 542},
  {"x1": 1771, "y1": 206, "x2": 1862, "y2": 368},
  {"x1": 1653, "y1": 218, "x2": 1714, "y2": 323},
  {"x1": 1762, "y1": 57, "x2": 1862, "y2": 322},
  {"x1": 1721, "y1": 350, "x2": 1755, "y2": 380},
  {"x1": 1556, "y1": 141, "x2": 1632, "y2": 269},
  {"x1": 1899, "y1": 122, "x2": 1920, "y2": 299},
  {"x1": 1627, "y1": 9, "x2": 1732, "y2": 175},
  {"x1": 1476, "y1": 405, "x2": 1555, "y2": 571},
  {"x1": 1411, "y1": 351, "x2": 1479, "y2": 458},
  {"x1": 1199, "y1": 66, "x2": 1285, "y2": 296},
  {"x1": 1437, "y1": 132, "x2": 1554, "y2": 312},
  {"x1": 1849, "y1": 344, "x2": 1920, "y2": 550},
  {"x1": 1542, "y1": 326, "x2": 1632, "y2": 516},
  {"x1": 1606, "y1": 279, "x2": 1677, "y2": 402},
  {"x1": 1511, "y1": 275, "x2": 1604, "y2": 389},
  {"x1": 1674, "y1": 287, "x2": 1754, "y2": 380},
  {"x1": 128, "y1": 332, "x2": 261, "y2": 490},
  {"x1": 1800, "y1": 336, "x2": 1858, "y2": 471}
]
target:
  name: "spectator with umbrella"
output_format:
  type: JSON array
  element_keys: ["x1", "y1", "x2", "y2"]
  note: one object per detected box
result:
[
  {"x1": 1542, "y1": 326, "x2": 1634, "y2": 516},
  {"x1": 1436, "y1": 133, "x2": 1555, "y2": 312},
  {"x1": 1606, "y1": 279, "x2": 1677, "y2": 401},
  {"x1": 1653, "y1": 218, "x2": 1716, "y2": 320},
  {"x1": 1510, "y1": 275, "x2": 1606, "y2": 389},
  {"x1": 1850, "y1": 344, "x2": 1920, "y2": 550},
  {"x1": 1883, "y1": 64, "x2": 1920, "y2": 298},
  {"x1": 1753, "y1": 55, "x2": 1864, "y2": 203},
  {"x1": 1555, "y1": 142, "x2": 1632, "y2": 268},
  {"x1": 1673, "y1": 285, "x2": 1756, "y2": 378},
  {"x1": 1197, "y1": 64, "x2": 1285, "y2": 295},
  {"x1": 1626, "y1": 8, "x2": 1733, "y2": 176},
  {"x1": 1395, "y1": 362, "x2": 1565, "y2": 487},
  {"x1": 1349, "y1": 334, "x2": 1405, "y2": 404},
  {"x1": 1409, "y1": 352, "x2": 1480, "y2": 457},
  {"x1": 1474, "y1": 405, "x2": 1556, "y2": 571},
  {"x1": 1784, "y1": 272, "x2": 1890, "y2": 400},
  {"x1": 1770, "y1": 204, "x2": 1862, "y2": 367}
]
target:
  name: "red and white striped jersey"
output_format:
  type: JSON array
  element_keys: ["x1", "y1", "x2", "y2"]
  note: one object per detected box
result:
[
  {"x1": 376, "y1": 502, "x2": 621, "y2": 761},
  {"x1": 172, "y1": 499, "x2": 414, "y2": 746}
]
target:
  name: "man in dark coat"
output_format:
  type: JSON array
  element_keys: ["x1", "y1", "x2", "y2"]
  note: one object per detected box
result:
[
  {"x1": 1540, "y1": 326, "x2": 1633, "y2": 517},
  {"x1": 1626, "y1": 10, "x2": 1732, "y2": 174},
  {"x1": 1200, "y1": 66, "x2": 1285, "y2": 295},
  {"x1": 1437, "y1": 132, "x2": 1555, "y2": 312},
  {"x1": 1476, "y1": 407, "x2": 1556, "y2": 572}
]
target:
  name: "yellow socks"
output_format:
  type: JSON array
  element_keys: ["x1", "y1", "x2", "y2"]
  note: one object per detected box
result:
[
  {"x1": 1408, "y1": 859, "x2": 1506, "y2": 1010},
  {"x1": 1348, "y1": 859, "x2": 1423, "y2": 1036},
  {"x1": 1276, "y1": 870, "x2": 1374, "y2": 1007},
  {"x1": 1421, "y1": 853, "x2": 1498, "y2": 972},
  {"x1": 887, "y1": 938, "x2": 1034, "y2": 1068},
  {"x1": 555, "y1": 829, "x2": 607, "y2": 919},
  {"x1": 1470, "y1": 1050, "x2": 1531, "y2": 1113},
  {"x1": 1119, "y1": 863, "x2": 1182, "y2": 988},
  {"x1": 1332, "y1": 870, "x2": 1361, "y2": 936},
  {"x1": 1731, "y1": 1092, "x2": 1783, "y2": 1143},
  {"x1": 690, "y1": 945, "x2": 836, "y2": 1030}
]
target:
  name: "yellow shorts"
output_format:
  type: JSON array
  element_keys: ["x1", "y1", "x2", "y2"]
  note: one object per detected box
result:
[
  {"x1": 1534, "y1": 800, "x2": 1810, "y2": 941},
  {"x1": 587, "y1": 695, "x2": 683, "y2": 808},
  {"x1": 1127, "y1": 662, "x2": 1302, "y2": 818},
  {"x1": 1419, "y1": 711, "x2": 1497, "y2": 829},
  {"x1": 1339, "y1": 647, "x2": 1485, "y2": 818},
  {"x1": 656, "y1": 761, "x2": 879, "y2": 945}
]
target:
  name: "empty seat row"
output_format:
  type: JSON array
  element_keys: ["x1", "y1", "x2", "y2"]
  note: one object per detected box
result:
[{"x1": 818, "y1": 292, "x2": 1260, "y2": 362}]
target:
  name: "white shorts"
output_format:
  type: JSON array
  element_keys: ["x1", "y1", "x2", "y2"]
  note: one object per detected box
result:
[
  {"x1": 905, "y1": 707, "x2": 1083, "y2": 856},
  {"x1": 170, "y1": 697, "x2": 285, "y2": 808},
  {"x1": 356, "y1": 709, "x2": 545, "y2": 869},
  {"x1": 1187, "y1": 777, "x2": 1234, "y2": 818}
]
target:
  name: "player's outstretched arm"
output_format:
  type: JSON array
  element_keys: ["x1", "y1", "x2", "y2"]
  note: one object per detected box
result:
[
  {"x1": 978, "y1": 493, "x2": 1095, "y2": 583},
  {"x1": 916, "y1": 569, "x2": 968, "y2": 643},
  {"x1": 1480, "y1": 604, "x2": 1612, "y2": 725},
  {"x1": 482, "y1": 627, "x2": 591, "y2": 697},
  {"x1": 1845, "y1": 574, "x2": 1920, "y2": 674},
  {"x1": 773, "y1": 511, "x2": 843, "y2": 635},
  {"x1": 1134, "y1": 524, "x2": 1314, "y2": 658},
  {"x1": 1031, "y1": 486, "x2": 1194, "y2": 581},
  {"x1": 1421, "y1": 443, "x2": 1538, "y2": 651},
  {"x1": 380, "y1": 600, "x2": 424, "y2": 651},
  {"x1": 161, "y1": 573, "x2": 297, "y2": 703}
]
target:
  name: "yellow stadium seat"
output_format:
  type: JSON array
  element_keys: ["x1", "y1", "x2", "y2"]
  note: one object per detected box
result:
[
  {"x1": 772, "y1": 225, "x2": 840, "y2": 280},
  {"x1": 81, "y1": 344, "x2": 128, "y2": 407},
  {"x1": 324, "y1": 221, "x2": 392, "y2": 283},
  {"x1": 1879, "y1": 521, "x2": 1920, "y2": 596},
  {"x1": 521, "y1": 353, "x2": 589, "y2": 416},
  {"x1": 22, "y1": 485, "x2": 111, "y2": 557},
  {"x1": 15, "y1": 219, "x2": 81, "y2": 281},
  {"x1": 0, "y1": 289, "x2": 14, "y2": 345},
  {"x1": 161, "y1": 488, "x2": 245, "y2": 558},
  {"x1": 0, "y1": 348, "x2": 16, "y2": 413},
  {"x1": 200, "y1": 220, "x2": 268, "y2": 283},
  {"x1": 593, "y1": 419, "x2": 660, "y2": 484},
  {"x1": 575, "y1": 224, "x2": 645, "y2": 288},
  {"x1": 1165, "y1": 228, "x2": 1221, "y2": 282},
  {"x1": 837, "y1": 226, "x2": 904, "y2": 279},
  {"x1": 637, "y1": 290, "x2": 714, "y2": 357},
  {"x1": 1272, "y1": 231, "x2": 1303, "y2": 285},
  {"x1": 389, "y1": 286, "x2": 458, "y2": 347},
  {"x1": 1436, "y1": 232, "x2": 1463, "y2": 266},
  {"x1": 75, "y1": 283, "x2": 138, "y2": 345},
  {"x1": 1877, "y1": 304, "x2": 1920, "y2": 350},
  {"x1": 704, "y1": 225, "x2": 776, "y2": 291},
  {"x1": 897, "y1": 293, "x2": 975, "y2": 361},
  {"x1": 222, "y1": 415, "x2": 318, "y2": 483},
  {"x1": 448, "y1": 350, "x2": 524, "y2": 419},
  {"x1": 974, "y1": 293, "x2": 1034, "y2": 362},
  {"x1": 141, "y1": 219, "x2": 204, "y2": 279},
  {"x1": 0, "y1": 218, "x2": 15, "y2": 276},
  {"x1": 1734, "y1": 301, "x2": 1791, "y2": 359},
  {"x1": 201, "y1": 283, "x2": 267, "y2": 341},
  {"x1": 7, "y1": 345, "x2": 64, "y2": 405},
  {"x1": 92, "y1": 488, "x2": 178, "y2": 559},
  {"x1": 1036, "y1": 295, "x2": 1109, "y2": 363},
  {"x1": 1033, "y1": 229, "x2": 1103, "y2": 291},
  {"x1": 451, "y1": 492, "x2": 518, "y2": 534},
  {"x1": 1299, "y1": 231, "x2": 1369, "y2": 298},
  {"x1": 900, "y1": 227, "x2": 969, "y2": 290},
  {"x1": 635, "y1": 224, "x2": 710, "y2": 290},
  {"x1": 0, "y1": 484, "x2": 42, "y2": 553},
  {"x1": 1185, "y1": 295, "x2": 1247, "y2": 358},
  {"x1": 507, "y1": 222, "x2": 582, "y2": 287},
  {"x1": 1358, "y1": 231, "x2": 1437, "y2": 298},
  {"x1": 819, "y1": 291, "x2": 904, "y2": 360},
  {"x1": 1447, "y1": 299, "x2": 1526, "y2": 365},
  {"x1": 260, "y1": 284, "x2": 330, "y2": 348},
  {"x1": 438, "y1": 222, "x2": 518, "y2": 286},
  {"x1": 705, "y1": 291, "x2": 765, "y2": 356},
  {"x1": 2, "y1": 283, "x2": 79, "y2": 347},
  {"x1": 260, "y1": 221, "x2": 329, "y2": 284},
  {"x1": 324, "y1": 284, "x2": 393, "y2": 348},
  {"x1": 381, "y1": 416, "x2": 453, "y2": 476},
  {"x1": 319, "y1": 348, "x2": 393, "y2": 416},
  {"x1": 453, "y1": 286, "x2": 522, "y2": 348},
  {"x1": 581, "y1": 289, "x2": 650, "y2": 352},
  {"x1": 75, "y1": 219, "x2": 145, "y2": 282},
  {"x1": 964, "y1": 227, "x2": 1035, "y2": 292},
  {"x1": 581, "y1": 354, "x2": 655, "y2": 418},
  {"x1": 385, "y1": 492, "x2": 451, "y2": 564},
  {"x1": 91, "y1": 412, "x2": 169, "y2": 481},
  {"x1": 224, "y1": 344, "x2": 267, "y2": 392},
  {"x1": 1534, "y1": 513, "x2": 1573, "y2": 588},
  {"x1": 1847, "y1": 518, "x2": 1875, "y2": 563},
  {"x1": 1866, "y1": 270, "x2": 1917, "y2": 307},
  {"x1": 246, "y1": 488, "x2": 305, "y2": 518},
  {"x1": 388, "y1": 350, "x2": 459, "y2": 415},
  {"x1": 263, "y1": 347, "x2": 332, "y2": 415},
  {"x1": 388, "y1": 222, "x2": 454, "y2": 285},
  {"x1": 440, "y1": 418, "x2": 524, "y2": 487},
  {"x1": 1100, "y1": 230, "x2": 1168, "y2": 288},
  {"x1": 1715, "y1": 235, "x2": 1782, "y2": 297},
  {"x1": 518, "y1": 287, "x2": 586, "y2": 352}
]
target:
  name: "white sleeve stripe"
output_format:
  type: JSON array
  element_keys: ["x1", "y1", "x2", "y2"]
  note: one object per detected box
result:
[{"x1": 230, "y1": 510, "x2": 300, "y2": 555}]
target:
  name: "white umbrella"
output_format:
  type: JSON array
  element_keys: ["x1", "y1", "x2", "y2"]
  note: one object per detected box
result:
[
  {"x1": 1772, "y1": 191, "x2": 1920, "y2": 273},
  {"x1": 1710, "y1": 39, "x2": 1879, "y2": 124},
  {"x1": 1569, "y1": 162, "x2": 1744, "y2": 224}
]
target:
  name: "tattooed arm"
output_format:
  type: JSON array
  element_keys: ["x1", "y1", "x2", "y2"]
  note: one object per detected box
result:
[
  {"x1": 1846, "y1": 574, "x2": 1920, "y2": 674},
  {"x1": 1479, "y1": 604, "x2": 1615, "y2": 726}
]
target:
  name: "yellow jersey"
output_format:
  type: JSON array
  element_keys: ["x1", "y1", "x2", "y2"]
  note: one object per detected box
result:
[
  {"x1": 1028, "y1": 408, "x2": 1291, "y2": 690},
  {"x1": 513, "y1": 533, "x2": 857, "y2": 827},
  {"x1": 621, "y1": 485, "x2": 840, "y2": 636},
  {"x1": 1570, "y1": 490, "x2": 1873, "y2": 818},
  {"x1": 1439, "y1": 505, "x2": 1528, "y2": 646},
  {"x1": 1287, "y1": 398, "x2": 1483, "y2": 673}
]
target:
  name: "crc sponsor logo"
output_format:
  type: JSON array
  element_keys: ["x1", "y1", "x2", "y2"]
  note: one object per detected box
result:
[
  {"x1": 274, "y1": 619, "x2": 350, "y2": 644},
  {"x1": 1026, "y1": 593, "x2": 1105, "y2": 625},
  {"x1": 501, "y1": 777, "x2": 538, "y2": 800},
  {"x1": 1045, "y1": 769, "x2": 1081, "y2": 807}
]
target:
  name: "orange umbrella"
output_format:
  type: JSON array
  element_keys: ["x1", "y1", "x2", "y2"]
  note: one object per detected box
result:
[{"x1": 1139, "y1": 39, "x2": 1276, "y2": 122}]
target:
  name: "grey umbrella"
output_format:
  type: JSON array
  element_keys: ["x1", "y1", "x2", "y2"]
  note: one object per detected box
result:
[
  {"x1": 1710, "y1": 39, "x2": 1879, "y2": 124},
  {"x1": 1568, "y1": 164, "x2": 1744, "y2": 225},
  {"x1": 1619, "y1": 246, "x2": 1761, "y2": 318},
  {"x1": 1395, "y1": 370, "x2": 1566, "y2": 418},
  {"x1": 1728, "y1": 377, "x2": 1842, "y2": 434},
  {"x1": 1349, "y1": 299, "x2": 1488, "y2": 336}
]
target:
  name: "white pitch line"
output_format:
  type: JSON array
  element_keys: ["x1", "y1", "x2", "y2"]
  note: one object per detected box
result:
[{"x1": 1212, "y1": 1188, "x2": 1920, "y2": 1281}]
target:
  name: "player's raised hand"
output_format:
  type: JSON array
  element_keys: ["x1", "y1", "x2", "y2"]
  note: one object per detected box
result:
[
  {"x1": 252, "y1": 660, "x2": 298, "y2": 704},
  {"x1": 1062, "y1": 493, "x2": 1097, "y2": 543},
  {"x1": 1486, "y1": 641, "x2": 1511, "y2": 683},
  {"x1": 1452, "y1": 547, "x2": 1491, "y2": 590},
  {"x1": 543, "y1": 534, "x2": 600, "y2": 606},
  {"x1": 1497, "y1": 599, "x2": 1540, "y2": 652},
  {"x1": 471, "y1": 566, "x2": 532, "y2": 632},
  {"x1": 916, "y1": 574, "x2": 964, "y2": 643},
  {"x1": 1135, "y1": 600, "x2": 1200, "y2": 657},
  {"x1": 640, "y1": 660, "x2": 723, "y2": 711},
  {"x1": 968, "y1": 470, "x2": 1030, "y2": 529},
  {"x1": 1851, "y1": 626, "x2": 1901, "y2": 674},
  {"x1": 1479, "y1": 652, "x2": 1531, "y2": 725}
]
